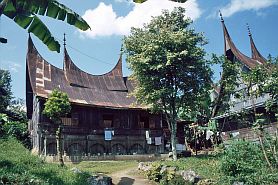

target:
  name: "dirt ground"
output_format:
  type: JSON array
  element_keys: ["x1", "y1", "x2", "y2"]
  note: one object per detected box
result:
[{"x1": 110, "y1": 166, "x2": 155, "y2": 185}]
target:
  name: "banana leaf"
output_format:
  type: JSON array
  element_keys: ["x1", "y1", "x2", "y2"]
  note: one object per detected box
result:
[
  {"x1": 9, "y1": 0, "x2": 90, "y2": 31},
  {"x1": 4, "y1": 1, "x2": 59, "y2": 52},
  {"x1": 1, "y1": 0, "x2": 90, "y2": 52}
]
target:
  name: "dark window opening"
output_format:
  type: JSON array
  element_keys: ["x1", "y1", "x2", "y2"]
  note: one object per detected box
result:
[
  {"x1": 149, "y1": 119, "x2": 155, "y2": 129},
  {"x1": 139, "y1": 116, "x2": 149, "y2": 129}
]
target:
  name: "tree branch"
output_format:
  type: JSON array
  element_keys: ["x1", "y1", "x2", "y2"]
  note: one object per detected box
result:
[{"x1": 0, "y1": 0, "x2": 8, "y2": 16}]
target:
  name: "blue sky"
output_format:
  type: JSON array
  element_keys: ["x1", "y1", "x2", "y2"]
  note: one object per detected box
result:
[{"x1": 0, "y1": 0, "x2": 278, "y2": 100}]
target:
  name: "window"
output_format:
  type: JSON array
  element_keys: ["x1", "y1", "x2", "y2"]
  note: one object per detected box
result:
[
  {"x1": 139, "y1": 116, "x2": 149, "y2": 128},
  {"x1": 149, "y1": 119, "x2": 155, "y2": 129},
  {"x1": 103, "y1": 114, "x2": 113, "y2": 128},
  {"x1": 61, "y1": 112, "x2": 79, "y2": 126},
  {"x1": 71, "y1": 113, "x2": 79, "y2": 126}
]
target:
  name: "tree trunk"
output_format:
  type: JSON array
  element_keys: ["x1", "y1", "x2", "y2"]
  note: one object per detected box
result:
[
  {"x1": 210, "y1": 83, "x2": 225, "y2": 119},
  {"x1": 170, "y1": 118, "x2": 177, "y2": 161},
  {"x1": 258, "y1": 131, "x2": 273, "y2": 170},
  {"x1": 56, "y1": 125, "x2": 64, "y2": 167},
  {"x1": 251, "y1": 96, "x2": 273, "y2": 170}
]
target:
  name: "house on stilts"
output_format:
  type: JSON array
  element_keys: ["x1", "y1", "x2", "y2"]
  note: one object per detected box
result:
[
  {"x1": 212, "y1": 14, "x2": 277, "y2": 141},
  {"x1": 26, "y1": 36, "x2": 166, "y2": 159}
]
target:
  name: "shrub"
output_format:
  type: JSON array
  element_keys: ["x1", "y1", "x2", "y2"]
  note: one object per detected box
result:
[
  {"x1": 145, "y1": 163, "x2": 162, "y2": 182},
  {"x1": 160, "y1": 174, "x2": 190, "y2": 185},
  {"x1": 2, "y1": 120, "x2": 30, "y2": 148},
  {"x1": 219, "y1": 139, "x2": 278, "y2": 184}
]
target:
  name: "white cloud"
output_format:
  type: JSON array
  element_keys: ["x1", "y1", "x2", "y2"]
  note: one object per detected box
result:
[
  {"x1": 0, "y1": 60, "x2": 22, "y2": 73},
  {"x1": 114, "y1": 0, "x2": 133, "y2": 3},
  {"x1": 219, "y1": 0, "x2": 278, "y2": 17},
  {"x1": 80, "y1": 0, "x2": 201, "y2": 38}
]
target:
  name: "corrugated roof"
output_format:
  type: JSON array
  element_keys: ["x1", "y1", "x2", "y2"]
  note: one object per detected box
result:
[{"x1": 26, "y1": 36, "x2": 145, "y2": 110}]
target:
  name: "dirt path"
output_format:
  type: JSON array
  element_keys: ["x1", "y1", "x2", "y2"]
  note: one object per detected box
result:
[{"x1": 110, "y1": 166, "x2": 155, "y2": 185}]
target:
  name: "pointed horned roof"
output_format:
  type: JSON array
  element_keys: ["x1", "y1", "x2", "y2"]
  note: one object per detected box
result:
[
  {"x1": 63, "y1": 47, "x2": 126, "y2": 91},
  {"x1": 247, "y1": 24, "x2": 268, "y2": 65},
  {"x1": 220, "y1": 13, "x2": 262, "y2": 69},
  {"x1": 26, "y1": 35, "x2": 143, "y2": 112}
]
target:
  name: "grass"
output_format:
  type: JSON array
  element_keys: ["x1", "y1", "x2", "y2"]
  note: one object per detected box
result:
[
  {"x1": 0, "y1": 137, "x2": 139, "y2": 184},
  {"x1": 0, "y1": 137, "x2": 222, "y2": 184},
  {"x1": 70, "y1": 160, "x2": 138, "y2": 174},
  {"x1": 156, "y1": 154, "x2": 221, "y2": 181},
  {"x1": 0, "y1": 138, "x2": 90, "y2": 184}
]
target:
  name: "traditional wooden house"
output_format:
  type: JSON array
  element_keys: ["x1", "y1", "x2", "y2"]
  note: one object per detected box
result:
[
  {"x1": 26, "y1": 36, "x2": 165, "y2": 157},
  {"x1": 212, "y1": 14, "x2": 277, "y2": 139}
]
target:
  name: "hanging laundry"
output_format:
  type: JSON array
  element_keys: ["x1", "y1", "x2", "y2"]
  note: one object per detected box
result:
[
  {"x1": 145, "y1": 130, "x2": 150, "y2": 138},
  {"x1": 105, "y1": 130, "x2": 112, "y2": 141},
  {"x1": 146, "y1": 137, "x2": 152, "y2": 144},
  {"x1": 206, "y1": 130, "x2": 214, "y2": 140},
  {"x1": 155, "y1": 137, "x2": 162, "y2": 145}
]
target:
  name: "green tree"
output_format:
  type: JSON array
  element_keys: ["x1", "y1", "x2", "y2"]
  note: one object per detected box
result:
[
  {"x1": 240, "y1": 57, "x2": 278, "y2": 170},
  {"x1": 210, "y1": 55, "x2": 240, "y2": 119},
  {"x1": 0, "y1": 0, "x2": 90, "y2": 52},
  {"x1": 43, "y1": 89, "x2": 71, "y2": 166},
  {"x1": 0, "y1": 69, "x2": 12, "y2": 113},
  {"x1": 124, "y1": 7, "x2": 212, "y2": 160}
]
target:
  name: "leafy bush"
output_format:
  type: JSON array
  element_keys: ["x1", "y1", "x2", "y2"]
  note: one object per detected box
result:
[
  {"x1": 2, "y1": 120, "x2": 30, "y2": 148},
  {"x1": 145, "y1": 163, "x2": 162, "y2": 182},
  {"x1": 145, "y1": 163, "x2": 189, "y2": 185},
  {"x1": 220, "y1": 140, "x2": 264, "y2": 176},
  {"x1": 219, "y1": 140, "x2": 278, "y2": 184},
  {"x1": 160, "y1": 174, "x2": 189, "y2": 185},
  {"x1": 0, "y1": 113, "x2": 30, "y2": 148}
]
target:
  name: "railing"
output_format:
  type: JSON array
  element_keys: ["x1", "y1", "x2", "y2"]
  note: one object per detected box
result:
[
  {"x1": 42, "y1": 125, "x2": 163, "y2": 136},
  {"x1": 230, "y1": 94, "x2": 271, "y2": 112}
]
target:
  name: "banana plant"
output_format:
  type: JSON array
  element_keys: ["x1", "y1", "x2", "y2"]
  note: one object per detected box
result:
[{"x1": 0, "y1": 0, "x2": 90, "y2": 52}]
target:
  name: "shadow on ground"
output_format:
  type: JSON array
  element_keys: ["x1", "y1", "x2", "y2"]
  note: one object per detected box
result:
[{"x1": 117, "y1": 177, "x2": 135, "y2": 185}]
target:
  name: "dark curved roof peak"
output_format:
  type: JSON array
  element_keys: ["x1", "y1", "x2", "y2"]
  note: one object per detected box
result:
[
  {"x1": 221, "y1": 18, "x2": 262, "y2": 69},
  {"x1": 26, "y1": 36, "x2": 140, "y2": 109},
  {"x1": 63, "y1": 46, "x2": 123, "y2": 78},
  {"x1": 247, "y1": 25, "x2": 267, "y2": 65}
]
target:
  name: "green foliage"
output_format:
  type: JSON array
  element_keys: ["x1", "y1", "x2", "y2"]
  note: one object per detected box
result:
[
  {"x1": 145, "y1": 163, "x2": 188, "y2": 185},
  {"x1": 6, "y1": 98, "x2": 27, "y2": 122},
  {"x1": 240, "y1": 56, "x2": 278, "y2": 120},
  {"x1": 0, "y1": 112, "x2": 30, "y2": 148},
  {"x1": 160, "y1": 174, "x2": 187, "y2": 185},
  {"x1": 70, "y1": 161, "x2": 137, "y2": 174},
  {"x1": 262, "y1": 133, "x2": 278, "y2": 169},
  {"x1": 0, "y1": 69, "x2": 12, "y2": 113},
  {"x1": 124, "y1": 7, "x2": 211, "y2": 114},
  {"x1": 161, "y1": 156, "x2": 221, "y2": 181},
  {"x1": 145, "y1": 156, "x2": 221, "y2": 184},
  {"x1": 210, "y1": 55, "x2": 240, "y2": 117},
  {"x1": 220, "y1": 140, "x2": 264, "y2": 177},
  {"x1": 124, "y1": 7, "x2": 212, "y2": 160},
  {"x1": 145, "y1": 163, "x2": 162, "y2": 182},
  {"x1": 1, "y1": 0, "x2": 90, "y2": 52},
  {"x1": 0, "y1": 138, "x2": 91, "y2": 184},
  {"x1": 43, "y1": 89, "x2": 71, "y2": 123},
  {"x1": 219, "y1": 140, "x2": 278, "y2": 185}
]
